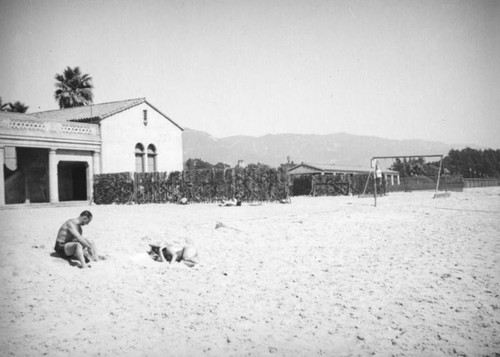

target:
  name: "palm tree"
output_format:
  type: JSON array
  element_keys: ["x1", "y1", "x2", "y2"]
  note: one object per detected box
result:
[
  {"x1": 0, "y1": 97, "x2": 10, "y2": 111},
  {"x1": 0, "y1": 97, "x2": 29, "y2": 113},
  {"x1": 9, "y1": 101, "x2": 29, "y2": 113},
  {"x1": 54, "y1": 66, "x2": 94, "y2": 108}
]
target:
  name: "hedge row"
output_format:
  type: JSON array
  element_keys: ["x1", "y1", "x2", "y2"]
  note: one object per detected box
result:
[
  {"x1": 93, "y1": 172, "x2": 134, "y2": 204},
  {"x1": 93, "y1": 167, "x2": 289, "y2": 205}
]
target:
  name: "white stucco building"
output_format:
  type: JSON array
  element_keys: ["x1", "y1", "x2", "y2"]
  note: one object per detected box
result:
[{"x1": 0, "y1": 98, "x2": 183, "y2": 205}]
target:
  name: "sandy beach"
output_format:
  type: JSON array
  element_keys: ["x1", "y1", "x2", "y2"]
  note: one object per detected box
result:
[{"x1": 0, "y1": 187, "x2": 499, "y2": 356}]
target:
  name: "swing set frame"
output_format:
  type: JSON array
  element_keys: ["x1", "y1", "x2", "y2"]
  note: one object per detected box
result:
[{"x1": 363, "y1": 154, "x2": 448, "y2": 207}]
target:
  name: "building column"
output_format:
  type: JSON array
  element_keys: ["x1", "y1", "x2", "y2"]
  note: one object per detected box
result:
[
  {"x1": 90, "y1": 151, "x2": 101, "y2": 201},
  {"x1": 397, "y1": 175, "x2": 400, "y2": 185},
  {"x1": 0, "y1": 146, "x2": 5, "y2": 205},
  {"x1": 93, "y1": 151, "x2": 101, "y2": 175},
  {"x1": 391, "y1": 175, "x2": 394, "y2": 186},
  {"x1": 49, "y1": 148, "x2": 59, "y2": 203}
]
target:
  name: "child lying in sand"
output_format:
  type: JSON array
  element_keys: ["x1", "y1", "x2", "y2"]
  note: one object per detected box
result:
[
  {"x1": 219, "y1": 198, "x2": 241, "y2": 207},
  {"x1": 148, "y1": 239, "x2": 199, "y2": 267}
]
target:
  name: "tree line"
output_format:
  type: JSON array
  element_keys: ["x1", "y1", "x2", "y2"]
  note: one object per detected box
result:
[
  {"x1": 184, "y1": 158, "x2": 231, "y2": 170},
  {"x1": 0, "y1": 97, "x2": 29, "y2": 113},
  {"x1": 444, "y1": 148, "x2": 500, "y2": 178},
  {"x1": 190, "y1": 150, "x2": 500, "y2": 179},
  {"x1": 390, "y1": 148, "x2": 500, "y2": 178},
  {"x1": 184, "y1": 158, "x2": 278, "y2": 171},
  {"x1": 3, "y1": 66, "x2": 499, "y2": 180},
  {"x1": 184, "y1": 157, "x2": 298, "y2": 172}
]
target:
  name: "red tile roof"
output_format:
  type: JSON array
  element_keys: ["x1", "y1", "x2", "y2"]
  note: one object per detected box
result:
[{"x1": 31, "y1": 98, "x2": 146, "y2": 122}]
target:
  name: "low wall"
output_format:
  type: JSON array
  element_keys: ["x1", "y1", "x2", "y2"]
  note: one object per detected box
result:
[
  {"x1": 387, "y1": 176, "x2": 464, "y2": 192},
  {"x1": 463, "y1": 178, "x2": 500, "y2": 188}
]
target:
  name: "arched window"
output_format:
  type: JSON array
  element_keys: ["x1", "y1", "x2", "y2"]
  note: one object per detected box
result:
[
  {"x1": 135, "y1": 143, "x2": 145, "y2": 172},
  {"x1": 147, "y1": 144, "x2": 157, "y2": 172}
]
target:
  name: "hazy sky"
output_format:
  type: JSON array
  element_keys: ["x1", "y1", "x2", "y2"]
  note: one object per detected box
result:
[{"x1": 1, "y1": 0, "x2": 499, "y2": 148}]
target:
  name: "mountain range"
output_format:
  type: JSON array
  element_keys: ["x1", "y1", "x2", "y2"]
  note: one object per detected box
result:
[{"x1": 182, "y1": 128, "x2": 476, "y2": 168}]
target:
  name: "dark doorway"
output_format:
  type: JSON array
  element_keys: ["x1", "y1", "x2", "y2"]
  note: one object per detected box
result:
[
  {"x1": 291, "y1": 175, "x2": 312, "y2": 196},
  {"x1": 5, "y1": 147, "x2": 49, "y2": 204},
  {"x1": 58, "y1": 161, "x2": 88, "y2": 201}
]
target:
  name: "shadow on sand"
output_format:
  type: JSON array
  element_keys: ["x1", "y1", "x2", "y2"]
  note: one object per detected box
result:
[{"x1": 49, "y1": 252, "x2": 81, "y2": 268}]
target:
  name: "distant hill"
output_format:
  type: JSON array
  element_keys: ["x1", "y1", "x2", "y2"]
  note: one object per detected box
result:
[{"x1": 182, "y1": 128, "x2": 475, "y2": 167}]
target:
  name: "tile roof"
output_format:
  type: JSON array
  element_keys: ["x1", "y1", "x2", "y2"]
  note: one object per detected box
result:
[
  {"x1": 31, "y1": 98, "x2": 146, "y2": 122},
  {"x1": 28, "y1": 98, "x2": 183, "y2": 130}
]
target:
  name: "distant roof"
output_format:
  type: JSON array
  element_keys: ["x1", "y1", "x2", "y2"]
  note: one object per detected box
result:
[
  {"x1": 288, "y1": 162, "x2": 399, "y2": 175},
  {"x1": 30, "y1": 98, "x2": 183, "y2": 130}
]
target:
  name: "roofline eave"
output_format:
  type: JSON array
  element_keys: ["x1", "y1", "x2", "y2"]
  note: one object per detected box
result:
[{"x1": 144, "y1": 100, "x2": 184, "y2": 131}]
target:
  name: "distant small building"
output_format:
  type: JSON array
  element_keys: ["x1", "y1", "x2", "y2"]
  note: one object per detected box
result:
[
  {"x1": 287, "y1": 162, "x2": 400, "y2": 196},
  {"x1": 289, "y1": 162, "x2": 399, "y2": 181},
  {"x1": 0, "y1": 98, "x2": 183, "y2": 205}
]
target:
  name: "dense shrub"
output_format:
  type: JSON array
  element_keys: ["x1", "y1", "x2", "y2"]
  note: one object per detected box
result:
[
  {"x1": 93, "y1": 167, "x2": 289, "y2": 205},
  {"x1": 93, "y1": 172, "x2": 134, "y2": 204}
]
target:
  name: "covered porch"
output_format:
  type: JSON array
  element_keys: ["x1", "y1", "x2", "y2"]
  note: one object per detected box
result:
[{"x1": 0, "y1": 112, "x2": 101, "y2": 205}]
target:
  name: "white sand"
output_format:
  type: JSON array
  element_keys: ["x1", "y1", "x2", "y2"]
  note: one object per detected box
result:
[{"x1": 0, "y1": 188, "x2": 499, "y2": 356}]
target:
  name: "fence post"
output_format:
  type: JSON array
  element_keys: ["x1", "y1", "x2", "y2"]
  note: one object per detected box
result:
[
  {"x1": 134, "y1": 172, "x2": 138, "y2": 204},
  {"x1": 435, "y1": 156, "x2": 443, "y2": 194}
]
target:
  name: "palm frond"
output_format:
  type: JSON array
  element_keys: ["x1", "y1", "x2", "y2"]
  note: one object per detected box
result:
[
  {"x1": 10, "y1": 101, "x2": 29, "y2": 113},
  {"x1": 54, "y1": 66, "x2": 94, "y2": 108}
]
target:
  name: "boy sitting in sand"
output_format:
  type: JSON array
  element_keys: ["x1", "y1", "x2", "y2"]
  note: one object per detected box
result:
[
  {"x1": 148, "y1": 238, "x2": 198, "y2": 267},
  {"x1": 54, "y1": 210, "x2": 98, "y2": 269}
]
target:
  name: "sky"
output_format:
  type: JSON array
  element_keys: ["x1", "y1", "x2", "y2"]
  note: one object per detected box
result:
[{"x1": 1, "y1": 0, "x2": 499, "y2": 148}]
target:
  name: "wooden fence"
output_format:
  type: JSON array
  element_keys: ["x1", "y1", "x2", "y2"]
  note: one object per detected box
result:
[
  {"x1": 386, "y1": 175, "x2": 465, "y2": 192},
  {"x1": 462, "y1": 178, "x2": 500, "y2": 188}
]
